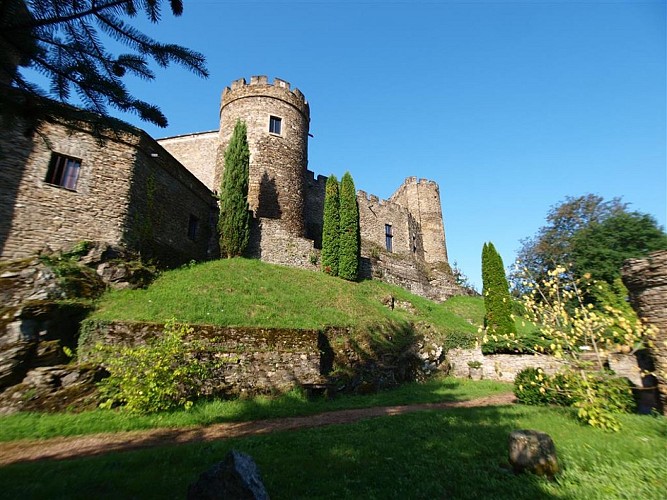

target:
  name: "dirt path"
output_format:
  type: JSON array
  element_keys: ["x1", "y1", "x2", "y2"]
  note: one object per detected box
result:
[{"x1": 0, "y1": 392, "x2": 515, "y2": 466}]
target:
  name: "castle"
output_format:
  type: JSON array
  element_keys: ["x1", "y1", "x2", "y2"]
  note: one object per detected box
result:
[{"x1": 0, "y1": 76, "x2": 462, "y2": 301}]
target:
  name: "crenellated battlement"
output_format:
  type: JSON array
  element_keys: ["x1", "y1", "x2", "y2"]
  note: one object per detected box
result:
[
  {"x1": 357, "y1": 190, "x2": 409, "y2": 213},
  {"x1": 222, "y1": 76, "x2": 309, "y2": 119}
]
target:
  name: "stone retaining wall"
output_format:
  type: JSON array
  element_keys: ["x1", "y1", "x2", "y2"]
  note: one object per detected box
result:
[
  {"x1": 446, "y1": 347, "x2": 643, "y2": 385},
  {"x1": 79, "y1": 321, "x2": 337, "y2": 396}
]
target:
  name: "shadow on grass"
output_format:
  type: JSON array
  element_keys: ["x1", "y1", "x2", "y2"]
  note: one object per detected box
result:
[{"x1": 0, "y1": 405, "x2": 557, "y2": 499}]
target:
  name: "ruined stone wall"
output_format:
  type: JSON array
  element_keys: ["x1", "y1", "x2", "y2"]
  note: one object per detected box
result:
[
  {"x1": 622, "y1": 250, "x2": 667, "y2": 414},
  {"x1": 357, "y1": 190, "x2": 420, "y2": 258},
  {"x1": 390, "y1": 177, "x2": 448, "y2": 264},
  {"x1": 157, "y1": 131, "x2": 219, "y2": 191},
  {"x1": 124, "y1": 135, "x2": 217, "y2": 266},
  {"x1": 79, "y1": 321, "x2": 328, "y2": 396},
  {"x1": 218, "y1": 76, "x2": 310, "y2": 237},
  {"x1": 0, "y1": 121, "x2": 132, "y2": 259}
]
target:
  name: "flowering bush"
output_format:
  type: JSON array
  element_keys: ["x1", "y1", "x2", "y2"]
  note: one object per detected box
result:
[{"x1": 500, "y1": 265, "x2": 655, "y2": 430}]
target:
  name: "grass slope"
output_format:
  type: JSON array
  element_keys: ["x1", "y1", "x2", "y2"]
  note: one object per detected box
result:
[{"x1": 91, "y1": 258, "x2": 484, "y2": 334}]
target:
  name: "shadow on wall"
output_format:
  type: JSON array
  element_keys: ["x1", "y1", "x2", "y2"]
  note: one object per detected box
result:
[
  {"x1": 257, "y1": 171, "x2": 281, "y2": 220},
  {"x1": 0, "y1": 127, "x2": 36, "y2": 257}
]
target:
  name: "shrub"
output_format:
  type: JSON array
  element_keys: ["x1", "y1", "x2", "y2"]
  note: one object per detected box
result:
[
  {"x1": 93, "y1": 319, "x2": 216, "y2": 413},
  {"x1": 514, "y1": 367, "x2": 551, "y2": 406},
  {"x1": 514, "y1": 366, "x2": 637, "y2": 431}
]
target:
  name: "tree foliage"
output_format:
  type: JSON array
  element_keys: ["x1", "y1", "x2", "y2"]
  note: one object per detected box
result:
[
  {"x1": 218, "y1": 120, "x2": 250, "y2": 258},
  {"x1": 481, "y1": 242, "x2": 516, "y2": 336},
  {"x1": 570, "y1": 211, "x2": 667, "y2": 283},
  {"x1": 0, "y1": 0, "x2": 208, "y2": 131},
  {"x1": 338, "y1": 171, "x2": 359, "y2": 281},
  {"x1": 321, "y1": 174, "x2": 340, "y2": 276},
  {"x1": 513, "y1": 194, "x2": 665, "y2": 289}
]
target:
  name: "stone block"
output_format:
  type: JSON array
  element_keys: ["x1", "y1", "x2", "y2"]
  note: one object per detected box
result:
[
  {"x1": 187, "y1": 450, "x2": 269, "y2": 500},
  {"x1": 508, "y1": 429, "x2": 559, "y2": 477}
]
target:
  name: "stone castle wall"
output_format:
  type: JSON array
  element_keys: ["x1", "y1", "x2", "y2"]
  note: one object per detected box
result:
[
  {"x1": 0, "y1": 119, "x2": 216, "y2": 266},
  {"x1": 157, "y1": 131, "x2": 218, "y2": 191},
  {"x1": 218, "y1": 76, "x2": 310, "y2": 237},
  {"x1": 124, "y1": 135, "x2": 217, "y2": 266},
  {"x1": 622, "y1": 250, "x2": 667, "y2": 414},
  {"x1": 0, "y1": 121, "x2": 131, "y2": 259},
  {"x1": 390, "y1": 177, "x2": 448, "y2": 264},
  {"x1": 357, "y1": 190, "x2": 421, "y2": 258},
  {"x1": 304, "y1": 170, "x2": 327, "y2": 247}
]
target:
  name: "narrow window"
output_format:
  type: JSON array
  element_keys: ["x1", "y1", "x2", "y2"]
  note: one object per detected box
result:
[
  {"x1": 45, "y1": 153, "x2": 81, "y2": 190},
  {"x1": 385, "y1": 224, "x2": 393, "y2": 252},
  {"x1": 188, "y1": 215, "x2": 199, "y2": 241},
  {"x1": 269, "y1": 115, "x2": 282, "y2": 135}
]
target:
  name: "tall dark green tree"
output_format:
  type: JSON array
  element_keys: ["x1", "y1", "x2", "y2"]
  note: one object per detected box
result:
[
  {"x1": 321, "y1": 174, "x2": 340, "y2": 276},
  {"x1": 482, "y1": 242, "x2": 516, "y2": 336},
  {"x1": 338, "y1": 171, "x2": 359, "y2": 281},
  {"x1": 0, "y1": 0, "x2": 208, "y2": 131},
  {"x1": 218, "y1": 120, "x2": 250, "y2": 258}
]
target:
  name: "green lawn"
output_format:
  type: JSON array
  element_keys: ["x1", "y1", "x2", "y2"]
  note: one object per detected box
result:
[
  {"x1": 0, "y1": 377, "x2": 510, "y2": 441},
  {"x1": 1, "y1": 402, "x2": 664, "y2": 499},
  {"x1": 89, "y1": 258, "x2": 483, "y2": 337}
]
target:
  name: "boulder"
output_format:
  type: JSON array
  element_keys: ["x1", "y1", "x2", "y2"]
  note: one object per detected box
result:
[
  {"x1": 508, "y1": 429, "x2": 559, "y2": 477},
  {"x1": 187, "y1": 450, "x2": 269, "y2": 500}
]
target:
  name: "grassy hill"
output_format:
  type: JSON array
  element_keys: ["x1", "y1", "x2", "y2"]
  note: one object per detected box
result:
[{"x1": 90, "y1": 258, "x2": 483, "y2": 338}]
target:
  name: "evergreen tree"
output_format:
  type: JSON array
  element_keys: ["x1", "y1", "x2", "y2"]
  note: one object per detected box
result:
[
  {"x1": 218, "y1": 120, "x2": 250, "y2": 258},
  {"x1": 1, "y1": 0, "x2": 208, "y2": 131},
  {"x1": 321, "y1": 174, "x2": 340, "y2": 276},
  {"x1": 338, "y1": 171, "x2": 359, "y2": 281},
  {"x1": 482, "y1": 242, "x2": 516, "y2": 336}
]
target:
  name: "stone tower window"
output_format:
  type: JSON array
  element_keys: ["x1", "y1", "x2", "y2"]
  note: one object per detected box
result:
[
  {"x1": 385, "y1": 224, "x2": 393, "y2": 252},
  {"x1": 187, "y1": 215, "x2": 199, "y2": 241},
  {"x1": 269, "y1": 115, "x2": 282, "y2": 135},
  {"x1": 45, "y1": 153, "x2": 81, "y2": 191}
]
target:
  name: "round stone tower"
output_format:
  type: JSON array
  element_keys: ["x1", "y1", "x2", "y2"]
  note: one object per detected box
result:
[{"x1": 217, "y1": 76, "x2": 310, "y2": 237}]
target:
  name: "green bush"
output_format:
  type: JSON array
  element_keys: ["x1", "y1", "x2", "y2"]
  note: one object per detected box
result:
[
  {"x1": 93, "y1": 320, "x2": 217, "y2": 413},
  {"x1": 515, "y1": 367, "x2": 637, "y2": 431},
  {"x1": 514, "y1": 367, "x2": 551, "y2": 406}
]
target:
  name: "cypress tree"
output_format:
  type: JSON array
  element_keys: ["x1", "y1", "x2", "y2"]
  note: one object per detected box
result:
[
  {"x1": 218, "y1": 120, "x2": 250, "y2": 258},
  {"x1": 338, "y1": 171, "x2": 359, "y2": 281},
  {"x1": 482, "y1": 242, "x2": 516, "y2": 336},
  {"x1": 321, "y1": 174, "x2": 340, "y2": 275}
]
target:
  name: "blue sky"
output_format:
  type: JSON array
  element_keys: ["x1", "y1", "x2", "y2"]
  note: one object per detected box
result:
[{"x1": 78, "y1": 0, "x2": 667, "y2": 289}]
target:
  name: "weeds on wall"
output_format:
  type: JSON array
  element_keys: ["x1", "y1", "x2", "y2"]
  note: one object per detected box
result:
[{"x1": 91, "y1": 319, "x2": 220, "y2": 413}]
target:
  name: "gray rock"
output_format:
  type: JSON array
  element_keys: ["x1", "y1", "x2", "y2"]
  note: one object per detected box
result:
[
  {"x1": 508, "y1": 429, "x2": 559, "y2": 477},
  {"x1": 187, "y1": 450, "x2": 269, "y2": 500}
]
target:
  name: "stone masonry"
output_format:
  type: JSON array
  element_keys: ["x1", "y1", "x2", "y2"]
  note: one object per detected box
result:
[
  {"x1": 158, "y1": 76, "x2": 462, "y2": 300},
  {"x1": 2, "y1": 76, "x2": 463, "y2": 301},
  {"x1": 622, "y1": 250, "x2": 667, "y2": 414},
  {"x1": 0, "y1": 117, "x2": 216, "y2": 266}
]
